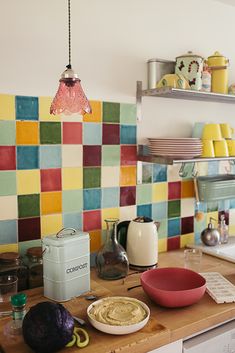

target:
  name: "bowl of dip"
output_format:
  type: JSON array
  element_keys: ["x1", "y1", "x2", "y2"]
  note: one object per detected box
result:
[{"x1": 87, "y1": 296, "x2": 150, "y2": 335}]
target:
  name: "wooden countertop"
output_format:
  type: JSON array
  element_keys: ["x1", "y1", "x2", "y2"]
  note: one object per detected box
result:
[{"x1": 1, "y1": 249, "x2": 235, "y2": 353}]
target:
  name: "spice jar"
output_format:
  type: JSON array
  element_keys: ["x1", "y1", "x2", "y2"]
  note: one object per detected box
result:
[
  {"x1": 0, "y1": 252, "x2": 28, "y2": 291},
  {"x1": 25, "y1": 247, "x2": 43, "y2": 289}
]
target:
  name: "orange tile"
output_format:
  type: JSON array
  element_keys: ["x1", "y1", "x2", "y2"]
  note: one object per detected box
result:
[
  {"x1": 181, "y1": 180, "x2": 195, "y2": 198},
  {"x1": 16, "y1": 121, "x2": 39, "y2": 145},
  {"x1": 41, "y1": 191, "x2": 62, "y2": 215},
  {"x1": 120, "y1": 166, "x2": 136, "y2": 186},
  {"x1": 89, "y1": 230, "x2": 101, "y2": 252},
  {"x1": 83, "y1": 100, "x2": 102, "y2": 122}
]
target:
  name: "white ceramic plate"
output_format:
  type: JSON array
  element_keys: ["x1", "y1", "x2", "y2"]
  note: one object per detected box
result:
[{"x1": 87, "y1": 296, "x2": 150, "y2": 335}]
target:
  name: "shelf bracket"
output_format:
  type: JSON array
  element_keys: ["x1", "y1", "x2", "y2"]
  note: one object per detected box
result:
[{"x1": 136, "y1": 81, "x2": 142, "y2": 122}]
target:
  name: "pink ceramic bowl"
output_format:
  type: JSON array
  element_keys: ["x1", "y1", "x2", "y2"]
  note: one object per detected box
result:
[{"x1": 140, "y1": 267, "x2": 206, "y2": 308}]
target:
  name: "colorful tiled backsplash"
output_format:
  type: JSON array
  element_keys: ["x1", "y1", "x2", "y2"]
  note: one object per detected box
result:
[{"x1": 0, "y1": 93, "x2": 235, "y2": 258}]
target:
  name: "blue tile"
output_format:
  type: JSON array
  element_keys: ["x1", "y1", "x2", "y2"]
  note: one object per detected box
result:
[
  {"x1": 218, "y1": 199, "x2": 230, "y2": 212},
  {"x1": 194, "y1": 216, "x2": 206, "y2": 234},
  {"x1": 208, "y1": 161, "x2": 219, "y2": 175},
  {"x1": 168, "y1": 218, "x2": 180, "y2": 237},
  {"x1": 0, "y1": 220, "x2": 17, "y2": 244},
  {"x1": 83, "y1": 123, "x2": 102, "y2": 145},
  {"x1": 152, "y1": 202, "x2": 168, "y2": 220},
  {"x1": 39, "y1": 146, "x2": 61, "y2": 169},
  {"x1": 102, "y1": 187, "x2": 119, "y2": 208},
  {"x1": 17, "y1": 146, "x2": 39, "y2": 169},
  {"x1": 153, "y1": 164, "x2": 167, "y2": 182},
  {"x1": 229, "y1": 199, "x2": 235, "y2": 209},
  {"x1": 16, "y1": 96, "x2": 39, "y2": 120},
  {"x1": 137, "y1": 204, "x2": 152, "y2": 218},
  {"x1": 83, "y1": 188, "x2": 101, "y2": 210},
  {"x1": 194, "y1": 232, "x2": 201, "y2": 244},
  {"x1": 207, "y1": 201, "x2": 218, "y2": 212},
  {"x1": 63, "y1": 212, "x2": 82, "y2": 230},
  {"x1": 120, "y1": 125, "x2": 136, "y2": 144}
]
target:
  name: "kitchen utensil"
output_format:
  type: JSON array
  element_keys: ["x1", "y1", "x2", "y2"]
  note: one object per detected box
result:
[
  {"x1": 201, "y1": 217, "x2": 220, "y2": 246},
  {"x1": 156, "y1": 73, "x2": 190, "y2": 89},
  {"x1": 175, "y1": 51, "x2": 204, "y2": 90},
  {"x1": 0, "y1": 275, "x2": 18, "y2": 303},
  {"x1": 147, "y1": 58, "x2": 175, "y2": 89},
  {"x1": 117, "y1": 216, "x2": 160, "y2": 271},
  {"x1": 87, "y1": 296, "x2": 150, "y2": 335},
  {"x1": 213, "y1": 139, "x2": 229, "y2": 157},
  {"x1": 184, "y1": 249, "x2": 202, "y2": 272},
  {"x1": 42, "y1": 227, "x2": 90, "y2": 302},
  {"x1": 73, "y1": 316, "x2": 86, "y2": 326},
  {"x1": 202, "y1": 123, "x2": 222, "y2": 140},
  {"x1": 140, "y1": 267, "x2": 206, "y2": 308},
  {"x1": 206, "y1": 51, "x2": 229, "y2": 94},
  {"x1": 220, "y1": 123, "x2": 234, "y2": 139}
]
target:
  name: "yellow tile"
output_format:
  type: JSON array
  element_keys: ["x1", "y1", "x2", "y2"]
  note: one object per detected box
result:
[
  {"x1": 152, "y1": 182, "x2": 168, "y2": 202},
  {"x1": 41, "y1": 192, "x2": 62, "y2": 215},
  {"x1": 0, "y1": 243, "x2": 18, "y2": 252},
  {"x1": 16, "y1": 121, "x2": 39, "y2": 145},
  {"x1": 89, "y1": 230, "x2": 102, "y2": 252},
  {"x1": 62, "y1": 168, "x2": 83, "y2": 190},
  {"x1": 101, "y1": 208, "x2": 120, "y2": 229},
  {"x1": 83, "y1": 100, "x2": 102, "y2": 122},
  {"x1": 120, "y1": 166, "x2": 136, "y2": 186},
  {"x1": 158, "y1": 238, "x2": 167, "y2": 253},
  {"x1": 17, "y1": 170, "x2": 40, "y2": 195},
  {"x1": 181, "y1": 180, "x2": 195, "y2": 198},
  {"x1": 39, "y1": 96, "x2": 61, "y2": 121},
  {"x1": 41, "y1": 214, "x2": 63, "y2": 237},
  {"x1": 206, "y1": 212, "x2": 218, "y2": 224},
  {"x1": 180, "y1": 233, "x2": 195, "y2": 248},
  {"x1": 229, "y1": 225, "x2": 235, "y2": 234},
  {"x1": 0, "y1": 94, "x2": 15, "y2": 120}
]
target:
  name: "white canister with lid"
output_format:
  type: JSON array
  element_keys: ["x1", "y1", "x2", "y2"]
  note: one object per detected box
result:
[{"x1": 175, "y1": 51, "x2": 204, "y2": 90}]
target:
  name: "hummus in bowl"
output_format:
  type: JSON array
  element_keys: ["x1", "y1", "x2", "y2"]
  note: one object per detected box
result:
[{"x1": 87, "y1": 296, "x2": 150, "y2": 335}]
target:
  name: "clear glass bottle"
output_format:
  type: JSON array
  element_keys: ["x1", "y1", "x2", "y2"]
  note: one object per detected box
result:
[
  {"x1": 4, "y1": 293, "x2": 27, "y2": 336},
  {"x1": 218, "y1": 214, "x2": 229, "y2": 244},
  {"x1": 0, "y1": 252, "x2": 28, "y2": 291},
  {"x1": 96, "y1": 218, "x2": 129, "y2": 280},
  {"x1": 24, "y1": 247, "x2": 43, "y2": 289}
]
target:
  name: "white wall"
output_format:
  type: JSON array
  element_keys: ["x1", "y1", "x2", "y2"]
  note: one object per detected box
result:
[{"x1": 1, "y1": 0, "x2": 235, "y2": 142}]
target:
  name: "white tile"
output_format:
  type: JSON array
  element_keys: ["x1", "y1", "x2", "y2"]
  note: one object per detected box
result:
[
  {"x1": 61, "y1": 113, "x2": 83, "y2": 122},
  {"x1": 229, "y1": 209, "x2": 235, "y2": 225},
  {"x1": 219, "y1": 160, "x2": 230, "y2": 174},
  {"x1": 62, "y1": 145, "x2": 82, "y2": 167},
  {"x1": 196, "y1": 161, "x2": 208, "y2": 176},
  {"x1": 181, "y1": 198, "x2": 195, "y2": 218},
  {"x1": 167, "y1": 165, "x2": 181, "y2": 182},
  {"x1": 0, "y1": 195, "x2": 17, "y2": 220},
  {"x1": 119, "y1": 206, "x2": 137, "y2": 221},
  {"x1": 101, "y1": 167, "x2": 120, "y2": 187}
]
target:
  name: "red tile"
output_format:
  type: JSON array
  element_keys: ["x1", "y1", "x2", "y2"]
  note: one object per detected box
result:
[
  {"x1": 168, "y1": 181, "x2": 181, "y2": 200},
  {"x1": 40, "y1": 168, "x2": 62, "y2": 192},
  {"x1": 63, "y1": 122, "x2": 82, "y2": 144},
  {"x1": 167, "y1": 236, "x2": 180, "y2": 251},
  {"x1": 102, "y1": 124, "x2": 120, "y2": 145},
  {"x1": 0, "y1": 146, "x2": 16, "y2": 170},
  {"x1": 181, "y1": 216, "x2": 194, "y2": 234},
  {"x1": 120, "y1": 186, "x2": 136, "y2": 206},
  {"x1": 18, "y1": 217, "x2": 41, "y2": 241},
  {"x1": 83, "y1": 146, "x2": 101, "y2": 166},
  {"x1": 83, "y1": 210, "x2": 101, "y2": 231},
  {"x1": 121, "y1": 146, "x2": 137, "y2": 165}
]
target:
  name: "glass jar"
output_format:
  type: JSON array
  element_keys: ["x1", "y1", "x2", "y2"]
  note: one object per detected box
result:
[
  {"x1": 0, "y1": 252, "x2": 28, "y2": 291},
  {"x1": 96, "y1": 218, "x2": 129, "y2": 280},
  {"x1": 25, "y1": 247, "x2": 43, "y2": 289}
]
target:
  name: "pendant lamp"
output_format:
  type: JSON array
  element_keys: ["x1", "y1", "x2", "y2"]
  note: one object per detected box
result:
[{"x1": 50, "y1": 0, "x2": 91, "y2": 116}]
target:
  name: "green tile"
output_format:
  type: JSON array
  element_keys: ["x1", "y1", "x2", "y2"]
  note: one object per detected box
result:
[
  {"x1": 0, "y1": 171, "x2": 16, "y2": 196},
  {"x1": 168, "y1": 200, "x2": 181, "y2": 218},
  {"x1": 18, "y1": 239, "x2": 42, "y2": 256},
  {"x1": 103, "y1": 102, "x2": 120, "y2": 123},
  {"x1": 0, "y1": 121, "x2": 15, "y2": 145},
  {"x1": 63, "y1": 190, "x2": 83, "y2": 212},
  {"x1": 18, "y1": 194, "x2": 40, "y2": 218},
  {"x1": 83, "y1": 168, "x2": 101, "y2": 188},
  {"x1": 120, "y1": 103, "x2": 136, "y2": 125},
  {"x1": 136, "y1": 184, "x2": 152, "y2": 205},
  {"x1": 40, "y1": 122, "x2": 61, "y2": 144},
  {"x1": 158, "y1": 219, "x2": 167, "y2": 239},
  {"x1": 102, "y1": 145, "x2": 120, "y2": 166}
]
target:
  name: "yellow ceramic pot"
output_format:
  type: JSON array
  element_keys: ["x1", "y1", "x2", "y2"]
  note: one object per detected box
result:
[{"x1": 206, "y1": 51, "x2": 229, "y2": 94}]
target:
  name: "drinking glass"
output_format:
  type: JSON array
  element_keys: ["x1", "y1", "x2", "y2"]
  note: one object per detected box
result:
[
  {"x1": 184, "y1": 249, "x2": 202, "y2": 272},
  {"x1": 0, "y1": 275, "x2": 18, "y2": 303}
]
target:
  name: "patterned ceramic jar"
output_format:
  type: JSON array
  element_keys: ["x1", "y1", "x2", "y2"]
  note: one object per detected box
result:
[{"x1": 175, "y1": 51, "x2": 204, "y2": 91}]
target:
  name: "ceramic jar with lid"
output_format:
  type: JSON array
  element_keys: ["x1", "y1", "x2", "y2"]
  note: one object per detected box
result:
[
  {"x1": 24, "y1": 247, "x2": 43, "y2": 289},
  {"x1": 0, "y1": 252, "x2": 28, "y2": 291},
  {"x1": 175, "y1": 51, "x2": 204, "y2": 90},
  {"x1": 206, "y1": 51, "x2": 229, "y2": 94}
]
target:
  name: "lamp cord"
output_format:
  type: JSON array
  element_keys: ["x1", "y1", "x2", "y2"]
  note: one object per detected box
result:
[{"x1": 67, "y1": 0, "x2": 71, "y2": 69}]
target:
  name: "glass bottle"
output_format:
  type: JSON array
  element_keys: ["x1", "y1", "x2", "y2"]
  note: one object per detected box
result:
[
  {"x1": 96, "y1": 218, "x2": 129, "y2": 280},
  {"x1": 218, "y1": 214, "x2": 229, "y2": 244},
  {"x1": 0, "y1": 252, "x2": 28, "y2": 291},
  {"x1": 4, "y1": 293, "x2": 27, "y2": 336},
  {"x1": 24, "y1": 247, "x2": 43, "y2": 289}
]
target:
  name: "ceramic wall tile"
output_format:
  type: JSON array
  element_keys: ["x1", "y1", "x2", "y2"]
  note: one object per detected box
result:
[
  {"x1": 40, "y1": 122, "x2": 61, "y2": 144},
  {"x1": 168, "y1": 200, "x2": 181, "y2": 218},
  {"x1": 17, "y1": 146, "x2": 39, "y2": 170},
  {"x1": 83, "y1": 188, "x2": 101, "y2": 211},
  {"x1": 18, "y1": 239, "x2": 42, "y2": 256},
  {"x1": 18, "y1": 194, "x2": 40, "y2": 218},
  {"x1": 102, "y1": 124, "x2": 120, "y2": 145},
  {"x1": 120, "y1": 103, "x2": 136, "y2": 125},
  {"x1": 137, "y1": 204, "x2": 152, "y2": 218},
  {"x1": 89, "y1": 230, "x2": 102, "y2": 252},
  {"x1": 39, "y1": 97, "x2": 60, "y2": 121},
  {"x1": 0, "y1": 94, "x2": 15, "y2": 120},
  {"x1": 157, "y1": 219, "x2": 167, "y2": 239},
  {"x1": 83, "y1": 210, "x2": 101, "y2": 231},
  {"x1": 83, "y1": 145, "x2": 101, "y2": 167},
  {"x1": 62, "y1": 167, "x2": 82, "y2": 190},
  {"x1": 0, "y1": 146, "x2": 16, "y2": 170},
  {"x1": 153, "y1": 164, "x2": 167, "y2": 183},
  {"x1": 142, "y1": 163, "x2": 152, "y2": 183},
  {"x1": 41, "y1": 191, "x2": 62, "y2": 215},
  {"x1": 17, "y1": 170, "x2": 40, "y2": 195},
  {"x1": 63, "y1": 212, "x2": 82, "y2": 230},
  {"x1": 103, "y1": 102, "x2": 120, "y2": 123},
  {"x1": 83, "y1": 123, "x2": 101, "y2": 145},
  {"x1": 119, "y1": 205, "x2": 136, "y2": 222},
  {"x1": 40, "y1": 146, "x2": 61, "y2": 169},
  {"x1": 158, "y1": 238, "x2": 167, "y2": 253},
  {"x1": 136, "y1": 184, "x2": 152, "y2": 205},
  {"x1": 167, "y1": 164, "x2": 181, "y2": 182},
  {"x1": 0, "y1": 171, "x2": 16, "y2": 196},
  {"x1": 62, "y1": 145, "x2": 82, "y2": 167},
  {"x1": 120, "y1": 186, "x2": 136, "y2": 206},
  {"x1": 83, "y1": 101, "x2": 102, "y2": 123},
  {"x1": 120, "y1": 166, "x2": 136, "y2": 186},
  {"x1": 62, "y1": 190, "x2": 83, "y2": 213},
  {"x1": 101, "y1": 208, "x2": 119, "y2": 229},
  {"x1": 102, "y1": 145, "x2": 120, "y2": 166},
  {"x1": 0, "y1": 121, "x2": 15, "y2": 145},
  {"x1": 16, "y1": 121, "x2": 39, "y2": 145},
  {"x1": 168, "y1": 181, "x2": 181, "y2": 200},
  {"x1": 84, "y1": 167, "x2": 101, "y2": 188},
  {"x1": 152, "y1": 182, "x2": 168, "y2": 202},
  {"x1": 101, "y1": 166, "x2": 119, "y2": 188},
  {"x1": 41, "y1": 214, "x2": 63, "y2": 237},
  {"x1": 120, "y1": 125, "x2": 136, "y2": 144},
  {"x1": 208, "y1": 161, "x2": 219, "y2": 175},
  {"x1": 0, "y1": 195, "x2": 17, "y2": 220},
  {"x1": 168, "y1": 218, "x2": 181, "y2": 237},
  {"x1": 120, "y1": 146, "x2": 137, "y2": 166},
  {"x1": 181, "y1": 198, "x2": 195, "y2": 217},
  {"x1": 152, "y1": 202, "x2": 168, "y2": 220},
  {"x1": 0, "y1": 220, "x2": 17, "y2": 244},
  {"x1": 18, "y1": 217, "x2": 41, "y2": 241},
  {"x1": 40, "y1": 168, "x2": 61, "y2": 192},
  {"x1": 63, "y1": 122, "x2": 82, "y2": 144},
  {"x1": 0, "y1": 243, "x2": 18, "y2": 252},
  {"x1": 102, "y1": 187, "x2": 120, "y2": 208},
  {"x1": 181, "y1": 180, "x2": 194, "y2": 198},
  {"x1": 180, "y1": 233, "x2": 194, "y2": 247},
  {"x1": 16, "y1": 96, "x2": 38, "y2": 121},
  {"x1": 167, "y1": 236, "x2": 180, "y2": 250},
  {"x1": 181, "y1": 216, "x2": 194, "y2": 234}
]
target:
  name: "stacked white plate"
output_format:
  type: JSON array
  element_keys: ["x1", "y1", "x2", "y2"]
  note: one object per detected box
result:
[{"x1": 148, "y1": 138, "x2": 202, "y2": 158}]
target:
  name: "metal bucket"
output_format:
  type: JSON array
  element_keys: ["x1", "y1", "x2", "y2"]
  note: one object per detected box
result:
[{"x1": 147, "y1": 58, "x2": 175, "y2": 89}]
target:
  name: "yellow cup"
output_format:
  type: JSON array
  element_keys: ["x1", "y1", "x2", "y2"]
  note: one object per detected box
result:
[
  {"x1": 220, "y1": 123, "x2": 234, "y2": 139},
  {"x1": 202, "y1": 140, "x2": 215, "y2": 157},
  {"x1": 156, "y1": 74, "x2": 190, "y2": 89},
  {"x1": 226, "y1": 140, "x2": 235, "y2": 156},
  {"x1": 213, "y1": 140, "x2": 229, "y2": 157},
  {"x1": 202, "y1": 124, "x2": 222, "y2": 140}
]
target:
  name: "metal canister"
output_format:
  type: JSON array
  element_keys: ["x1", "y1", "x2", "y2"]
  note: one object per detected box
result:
[
  {"x1": 147, "y1": 58, "x2": 175, "y2": 89},
  {"x1": 206, "y1": 51, "x2": 229, "y2": 94}
]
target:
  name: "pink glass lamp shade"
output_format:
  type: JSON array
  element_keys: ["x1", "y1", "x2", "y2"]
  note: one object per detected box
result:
[{"x1": 50, "y1": 66, "x2": 92, "y2": 116}]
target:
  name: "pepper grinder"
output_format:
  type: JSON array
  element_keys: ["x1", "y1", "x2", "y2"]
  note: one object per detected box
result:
[{"x1": 201, "y1": 217, "x2": 220, "y2": 246}]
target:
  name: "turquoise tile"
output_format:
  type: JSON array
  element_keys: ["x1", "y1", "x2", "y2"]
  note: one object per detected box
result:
[
  {"x1": 18, "y1": 239, "x2": 42, "y2": 256},
  {"x1": 63, "y1": 212, "x2": 82, "y2": 230},
  {"x1": 103, "y1": 102, "x2": 120, "y2": 123},
  {"x1": 120, "y1": 103, "x2": 136, "y2": 125},
  {"x1": 0, "y1": 220, "x2": 17, "y2": 243},
  {"x1": 152, "y1": 202, "x2": 168, "y2": 220},
  {"x1": 83, "y1": 123, "x2": 102, "y2": 145},
  {"x1": 153, "y1": 164, "x2": 167, "y2": 182},
  {"x1": 137, "y1": 204, "x2": 152, "y2": 218},
  {"x1": 16, "y1": 96, "x2": 38, "y2": 120},
  {"x1": 63, "y1": 190, "x2": 83, "y2": 212},
  {"x1": 208, "y1": 161, "x2": 219, "y2": 175},
  {"x1": 40, "y1": 146, "x2": 61, "y2": 169},
  {"x1": 168, "y1": 218, "x2": 180, "y2": 237},
  {"x1": 158, "y1": 219, "x2": 167, "y2": 239},
  {"x1": 0, "y1": 171, "x2": 16, "y2": 196},
  {"x1": 136, "y1": 184, "x2": 152, "y2": 204},
  {"x1": 0, "y1": 121, "x2": 15, "y2": 145},
  {"x1": 102, "y1": 187, "x2": 119, "y2": 208},
  {"x1": 83, "y1": 188, "x2": 101, "y2": 210},
  {"x1": 194, "y1": 216, "x2": 206, "y2": 234},
  {"x1": 120, "y1": 125, "x2": 136, "y2": 144},
  {"x1": 102, "y1": 145, "x2": 120, "y2": 166},
  {"x1": 218, "y1": 199, "x2": 230, "y2": 211},
  {"x1": 17, "y1": 146, "x2": 39, "y2": 169}
]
